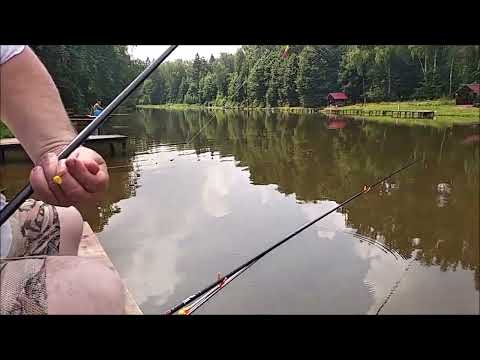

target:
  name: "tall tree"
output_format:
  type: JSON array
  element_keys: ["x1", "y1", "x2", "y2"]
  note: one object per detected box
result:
[
  {"x1": 247, "y1": 57, "x2": 269, "y2": 107},
  {"x1": 282, "y1": 53, "x2": 299, "y2": 106},
  {"x1": 296, "y1": 46, "x2": 328, "y2": 107}
]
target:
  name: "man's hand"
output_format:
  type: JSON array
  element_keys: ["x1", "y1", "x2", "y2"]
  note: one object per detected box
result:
[{"x1": 30, "y1": 146, "x2": 109, "y2": 207}]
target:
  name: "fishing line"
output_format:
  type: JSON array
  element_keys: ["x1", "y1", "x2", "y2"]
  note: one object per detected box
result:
[
  {"x1": 172, "y1": 79, "x2": 248, "y2": 158},
  {"x1": 375, "y1": 250, "x2": 419, "y2": 314},
  {"x1": 166, "y1": 158, "x2": 420, "y2": 315}
]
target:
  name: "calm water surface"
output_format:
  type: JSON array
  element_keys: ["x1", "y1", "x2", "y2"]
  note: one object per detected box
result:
[{"x1": 1, "y1": 109, "x2": 478, "y2": 314}]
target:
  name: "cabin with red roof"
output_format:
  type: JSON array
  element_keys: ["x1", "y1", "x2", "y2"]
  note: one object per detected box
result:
[
  {"x1": 327, "y1": 92, "x2": 348, "y2": 107},
  {"x1": 455, "y1": 83, "x2": 480, "y2": 105}
]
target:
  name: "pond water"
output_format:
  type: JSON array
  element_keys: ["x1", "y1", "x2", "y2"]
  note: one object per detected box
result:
[{"x1": 1, "y1": 109, "x2": 478, "y2": 314}]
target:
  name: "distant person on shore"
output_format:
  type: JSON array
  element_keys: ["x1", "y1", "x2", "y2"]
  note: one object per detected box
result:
[
  {"x1": 91, "y1": 100, "x2": 104, "y2": 117},
  {"x1": 0, "y1": 45, "x2": 124, "y2": 314}
]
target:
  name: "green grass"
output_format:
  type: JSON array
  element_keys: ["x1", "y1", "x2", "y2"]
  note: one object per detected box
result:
[
  {"x1": 138, "y1": 100, "x2": 479, "y2": 127},
  {"x1": 339, "y1": 115, "x2": 475, "y2": 128},
  {"x1": 137, "y1": 104, "x2": 205, "y2": 110},
  {"x1": 137, "y1": 104, "x2": 320, "y2": 113},
  {"x1": 334, "y1": 99, "x2": 479, "y2": 126}
]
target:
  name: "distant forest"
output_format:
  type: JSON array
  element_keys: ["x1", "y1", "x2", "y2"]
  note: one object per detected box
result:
[
  {"x1": 30, "y1": 45, "x2": 146, "y2": 113},
  {"x1": 31, "y1": 45, "x2": 480, "y2": 112}
]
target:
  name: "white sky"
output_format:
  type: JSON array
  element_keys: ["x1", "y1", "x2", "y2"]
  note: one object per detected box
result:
[{"x1": 128, "y1": 45, "x2": 242, "y2": 62}]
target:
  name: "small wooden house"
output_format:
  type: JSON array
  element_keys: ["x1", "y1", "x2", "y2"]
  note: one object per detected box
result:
[
  {"x1": 455, "y1": 84, "x2": 480, "y2": 105},
  {"x1": 327, "y1": 92, "x2": 348, "y2": 107}
]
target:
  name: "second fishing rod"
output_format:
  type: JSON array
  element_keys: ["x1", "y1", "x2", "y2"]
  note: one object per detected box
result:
[{"x1": 165, "y1": 157, "x2": 420, "y2": 315}]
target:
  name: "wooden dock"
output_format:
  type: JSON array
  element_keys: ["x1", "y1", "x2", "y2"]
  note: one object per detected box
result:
[
  {"x1": 325, "y1": 108, "x2": 435, "y2": 119},
  {"x1": 0, "y1": 135, "x2": 128, "y2": 162},
  {"x1": 69, "y1": 118, "x2": 107, "y2": 135},
  {"x1": 70, "y1": 117, "x2": 94, "y2": 122},
  {"x1": 69, "y1": 114, "x2": 129, "y2": 120},
  {"x1": 79, "y1": 222, "x2": 143, "y2": 315},
  {"x1": 69, "y1": 115, "x2": 95, "y2": 120}
]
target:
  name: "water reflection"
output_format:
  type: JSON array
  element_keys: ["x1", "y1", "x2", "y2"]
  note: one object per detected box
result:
[{"x1": 1, "y1": 109, "x2": 478, "y2": 313}]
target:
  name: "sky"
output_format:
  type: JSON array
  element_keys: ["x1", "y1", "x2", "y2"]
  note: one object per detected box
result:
[{"x1": 128, "y1": 45, "x2": 242, "y2": 62}]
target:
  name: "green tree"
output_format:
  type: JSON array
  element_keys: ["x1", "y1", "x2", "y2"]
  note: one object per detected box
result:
[
  {"x1": 30, "y1": 45, "x2": 147, "y2": 112},
  {"x1": 266, "y1": 54, "x2": 283, "y2": 107},
  {"x1": 227, "y1": 72, "x2": 245, "y2": 104},
  {"x1": 184, "y1": 82, "x2": 199, "y2": 104},
  {"x1": 282, "y1": 53, "x2": 299, "y2": 106},
  {"x1": 296, "y1": 46, "x2": 328, "y2": 107},
  {"x1": 200, "y1": 72, "x2": 218, "y2": 103},
  {"x1": 247, "y1": 57, "x2": 269, "y2": 107},
  {"x1": 127, "y1": 45, "x2": 480, "y2": 107}
]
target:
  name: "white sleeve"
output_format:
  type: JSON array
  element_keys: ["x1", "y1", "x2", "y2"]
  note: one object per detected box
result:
[{"x1": 0, "y1": 45, "x2": 26, "y2": 65}]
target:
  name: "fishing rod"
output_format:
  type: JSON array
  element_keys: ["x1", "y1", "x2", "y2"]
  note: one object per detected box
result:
[
  {"x1": 165, "y1": 157, "x2": 420, "y2": 315},
  {"x1": 0, "y1": 45, "x2": 178, "y2": 227}
]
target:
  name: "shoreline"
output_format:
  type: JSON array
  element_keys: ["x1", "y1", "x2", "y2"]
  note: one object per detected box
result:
[
  {"x1": 137, "y1": 104, "x2": 322, "y2": 113},
  {"x1": 136, "y1": 101, "x2": 479, "y2": 127}
]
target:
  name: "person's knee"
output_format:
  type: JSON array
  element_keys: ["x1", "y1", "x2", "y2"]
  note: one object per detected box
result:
[
  {"x1": 57, "y1": 206, "x2": 83, "y2": 255},
  {"x1": 46, "y1": 257, "x2": 125, "y2": 314}
]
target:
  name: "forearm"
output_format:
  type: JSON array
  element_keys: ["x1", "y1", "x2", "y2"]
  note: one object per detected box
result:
[{"x1": 0, "y1": 46, "x2": 76, "y2": 164}]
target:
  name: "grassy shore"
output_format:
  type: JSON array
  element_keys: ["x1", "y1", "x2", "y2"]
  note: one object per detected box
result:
[
  {"x1": 3, "y1": 100, "x2": 477, "y2": 139},
  {"x1": 137, "y1": 104, "x2": 320, "y2": 113},
  {"x1": 138, "y1": 104, "x2": 205, "y2": 110},
  {"x1": 334, "y1": 100, "x2": 479, "y2": 126},
  {"x1": 138, "y1": 101, "x2": 479, "y2": 127}
]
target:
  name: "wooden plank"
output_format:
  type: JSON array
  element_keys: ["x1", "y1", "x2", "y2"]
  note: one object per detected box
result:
[
  {"x1": 324, "y1": 108, "x2": 434, "y2": 119},
  {"x1": 1, "y1": 135, "x2": 127, "y2": 147},
  {"x1": 70, "y1": 118, "x2": 94, "y2": 122},
  {"x1": 79, "y1": 222, "x2": 143, "y2": 315},
  {"x1": 87, "y1": 135, "x2": 128, "y2": 141},
  {"x1": 69, "y1": 115, "x2": 95, "y2": 120},
  {"x1": 70, "y1": 114, "x2": 129, "y2": 120},
  {"x1": 1, "y1": 135, "x2": 127, "y2": 162}
]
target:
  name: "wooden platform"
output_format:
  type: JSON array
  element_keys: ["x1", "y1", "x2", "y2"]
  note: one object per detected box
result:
[
  {"x1": 325, "y1": 108, "x2": 435, "y2": 119},
  {"x1": 69, "y1": 115, "x2": 95, "y2": 120},
  {"x1": 79, "y1": 222, "x2": 143, "y2": 315},
  {"x1": 69, "y1": 114, "x2": 129, "y2": 120},
  {"x1": 70, "y1": 117, "x2": 94, "y2": 122},
  {"x1": 0, "y1": 135, "x2": 128, "y2": 162}
]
